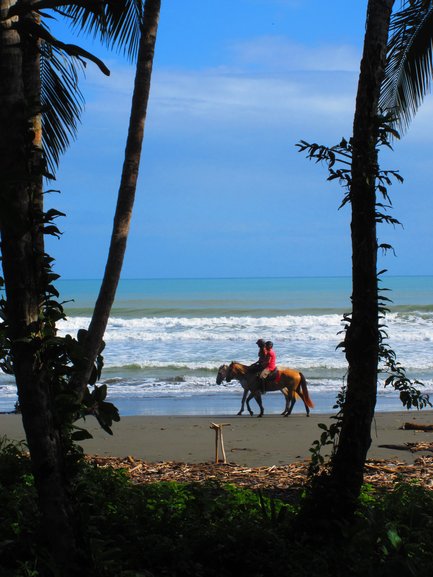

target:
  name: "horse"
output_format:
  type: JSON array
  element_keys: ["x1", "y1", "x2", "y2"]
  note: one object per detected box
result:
[
  {"x1": 216, "y1": 361, "x2": 314, "y2": 418},
  {"x1": 217, "y1": 363, "x2": 290, "y2": 416}
]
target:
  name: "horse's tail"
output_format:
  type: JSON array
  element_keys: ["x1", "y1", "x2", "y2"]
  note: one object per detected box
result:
[{"x1": 299, "y1": 373, "x2": 314, "y2": 408}]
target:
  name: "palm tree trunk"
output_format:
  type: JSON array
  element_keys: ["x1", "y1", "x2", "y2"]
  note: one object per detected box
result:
[
  {"x1": 71, "y1": 0, "x2": 161, "y2": 397},
  {"x1": 1, "y1": 2, "x2": 79, "y2": 572},
  {"x1": 298, "y1": 0, "x2": 395, "y2": 529},
  {"x1": 329, "y1": 0, "x2": 395, "y2": 514}
]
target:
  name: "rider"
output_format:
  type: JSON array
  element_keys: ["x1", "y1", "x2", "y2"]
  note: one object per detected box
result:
[
  {"x1": 248, "y1": 339, "x2": 268, "y2": 373},
  {"x1": 258, "y1": 341, "x2": 277, "y2": 392}
]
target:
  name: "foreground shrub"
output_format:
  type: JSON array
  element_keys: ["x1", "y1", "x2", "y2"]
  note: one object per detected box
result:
[
  {"x1": 1, "y1": 439, "x2": 433, "y2": 577},
  {"x1": 0, "y1": 437, "x2": 39, "y2": 576}
]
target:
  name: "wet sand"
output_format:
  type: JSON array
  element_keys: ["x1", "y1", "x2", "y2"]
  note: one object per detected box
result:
[{"x1": 2, "y1": 410, "x2": 433, "y2": 466}]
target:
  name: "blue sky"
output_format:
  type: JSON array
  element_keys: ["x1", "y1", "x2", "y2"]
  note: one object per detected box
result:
[{"x1": 47, "y1": 0, "x2": 433, "y2": 279}]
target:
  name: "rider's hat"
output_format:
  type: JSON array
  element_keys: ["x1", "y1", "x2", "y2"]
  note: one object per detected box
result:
[
  {"x1": 265, "y1": 340, "x2": 273, "y2": 348},
  {"x1": 256, "y1": 338, "x2": 265, "y2": 346}
]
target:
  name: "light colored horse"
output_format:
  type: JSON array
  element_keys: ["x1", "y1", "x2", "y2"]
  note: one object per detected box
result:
[{"x1": 216, "y1": 361, "x2": 314, "y2": 418}]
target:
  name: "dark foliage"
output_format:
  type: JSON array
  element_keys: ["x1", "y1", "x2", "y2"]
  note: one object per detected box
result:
[{"x1": 1, "y1": 440, "x2": 433, "y2": 577}]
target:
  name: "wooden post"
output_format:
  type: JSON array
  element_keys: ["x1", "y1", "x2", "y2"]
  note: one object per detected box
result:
[{"x1": 210, "y1": 422, "x2": 231, "y2": 464}]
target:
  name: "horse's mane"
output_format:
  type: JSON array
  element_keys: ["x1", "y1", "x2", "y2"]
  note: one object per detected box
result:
[{"x1": 230, "y1": 361, "x2": 249, "y2": 375}]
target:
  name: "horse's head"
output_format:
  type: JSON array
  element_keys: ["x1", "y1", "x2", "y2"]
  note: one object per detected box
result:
[
  {"x1": 216, "y1": 364, "x2": 229, "y2": 384},
  {"x1": 225, "y1": 361, "x2": 238, "y2": 382}
]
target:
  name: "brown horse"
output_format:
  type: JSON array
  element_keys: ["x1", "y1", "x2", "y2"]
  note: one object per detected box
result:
[
  {"x1": 216, "y1": 363, "x2": 290, "y2": 416},
  {"x1": 216, "y1": 361, "x2": 314, "y2": 418}
]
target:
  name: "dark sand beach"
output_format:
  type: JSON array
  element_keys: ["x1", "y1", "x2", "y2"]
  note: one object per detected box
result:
[{"x1": 2, "y1": 411, "x2": 433, "y2": 466}]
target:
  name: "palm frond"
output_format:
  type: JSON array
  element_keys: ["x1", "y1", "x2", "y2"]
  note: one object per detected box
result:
[
  {"x1": 380, "y1": 0, "x2": 433, "y2": 132},
  {"x1": 41, "y1": 42, "x2": 85, "y2": 174},
  {"x1": 15, "y1": 0, "x2": 146, "y2": 171},
  {"x1": 60, "y1": 0, "x2": 144, "y2": 62},
  {"x1": 18, "y1": 17, "x2": 110, "y2": 74}
]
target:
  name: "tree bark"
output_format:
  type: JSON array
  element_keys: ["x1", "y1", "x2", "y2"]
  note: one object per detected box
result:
[
  {"x1": 70, "y1": 0, "x2": 161, "y2": 398},
  {"x1": 298, "y1": 1, "x2": 395, "y2": 529},
  {"x1": 330, "y1": 0, "x2": 395, "y2": 513},
  {"x1": 0, "y1": 2, "x2": 79, "y2": 573},
  {"x1": 1, "y1": 0, "x2": 161, "y2": 572}
]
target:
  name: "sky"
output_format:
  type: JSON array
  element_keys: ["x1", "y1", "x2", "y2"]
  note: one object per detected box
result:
[{"x1": 46, "y1": 0, "x2": 433, "y2": 279}]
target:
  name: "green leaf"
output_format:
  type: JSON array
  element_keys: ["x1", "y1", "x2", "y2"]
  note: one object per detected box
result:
[
  {"x1": 71, "y1": 428, "x2": 93, "y2": 441},
  {"x1": 381, "y1": 2, "x2": 433, "y2": 134},
  {"x1": 44, "y1": 208, "x2": 66, "y2": 221},
  {"x1": 43, "y1": 225, "x2": 62, "y2": 237},
  {"x1": 387, "y1": 528, "x2": 402, "y2": 550}
]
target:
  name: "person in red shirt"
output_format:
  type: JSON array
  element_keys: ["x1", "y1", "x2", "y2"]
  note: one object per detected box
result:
[{"x1": 259, "y1": 341, "x2": 277, "y2": 392}]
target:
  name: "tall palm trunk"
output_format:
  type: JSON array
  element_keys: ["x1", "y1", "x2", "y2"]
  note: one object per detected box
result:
[
  {"x1": 2, "y1": 0, "x2": 161, "y2": 572},
  {"x1": 299, "y1": 0, "x2": 395, "y2": 528},
  {"x1": 71, "y1": 0, "x2": 161, "y2": 397},
  {"x1": 1, "y1": 1, "x2": 78, "y2": 572},
  {"x1": 329, "y1": 0, "x2": 394, "y2": 514}
]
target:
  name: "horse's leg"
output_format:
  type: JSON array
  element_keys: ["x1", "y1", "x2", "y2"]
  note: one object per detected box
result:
[
  {"x1": 299, "y1": 373, "x2": 312, "y2": 416},
  {"x1": 238, "y1": 387, "x2": 248, "y2": 416},
  {"x1": 303, "y1": 397, "x2": 310, "y2": 417},
  {"x1": 295, "y1": 386, "x2": 310, "y2": 417},
  {"x1": 284, "y1": 394, "x2": 296, "y2": 417},
  {"x1": 281, "y1": 388, "x2": 290, "y2": 416},
  {"x1": 281, "y1": 393, "x2": 289, "y2": 416},
  {"x1": 246, "y1": 391, "x2": 254, "y2": 416},
  {"x1": 253, "y1": 391, "x2": 264, "y2": 418},
  {"x1": 300, "y1": 393, "x2": 310, "y2": 416}
]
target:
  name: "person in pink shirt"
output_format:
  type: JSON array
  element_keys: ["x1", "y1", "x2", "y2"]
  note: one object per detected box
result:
[{"x1": 259, "y1": 341, "x2": 277, "y2": 392}]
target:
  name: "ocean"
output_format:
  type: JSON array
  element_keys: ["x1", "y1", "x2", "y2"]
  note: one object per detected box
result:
[{"x1": 0, "y1": 276, "x2": 432, "y2": 416}]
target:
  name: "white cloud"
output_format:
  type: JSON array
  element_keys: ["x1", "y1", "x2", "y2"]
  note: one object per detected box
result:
[
  {"x1": 77, "y1": 34, "x2": 362, "y2": 146},
  {"x1": 82, "y1": 60, "x2": 357, "y2": 143},
  {"x1": 227, "y1": 36, "x2": 361, "y2": 73},
  {"x1": 73, "y1": 31, "x2": 365, "y2": 146},
  {"x1": 149, "y1": 69, "x2": 356, "y2": 129}
]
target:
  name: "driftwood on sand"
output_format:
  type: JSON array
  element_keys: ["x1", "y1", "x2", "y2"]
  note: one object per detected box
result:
[
  {"x1": 86, "y1": 452, "x2": 433, "y2": 502},
  {"x1": 209, "y1": 422, "x2": 231, "y2": 464},
  {"x1": 401, "y1": 422, "x2": 433, "y2": 432}
]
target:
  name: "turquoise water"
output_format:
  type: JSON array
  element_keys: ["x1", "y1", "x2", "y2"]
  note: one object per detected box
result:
[
  {"x1": 1, "y1": 276, "x2": 432, "y2": 415},
  {"x1": 59, "y1": 276, "x2": 355, "y2": 317},
  {"x1": 59, "y1": 276, "x2": 433, "y2": 317}
]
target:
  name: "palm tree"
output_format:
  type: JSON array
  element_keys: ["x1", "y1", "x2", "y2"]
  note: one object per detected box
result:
[
  {"x1": 71, "y1": 0, "x2": 161, "y2": 401},
  {"x1": 0, "y1": 2, "x2": 72, "y2": 566},
  {"x1": 330, "y1": 0, "x2": 395, "y2": 514},
  {"x1": 0, "y1": 1, "x2": 160, "y2": 572},
  {"x1": 300, "y1": 0, "x2": 395, "y2": 525},
  {"x1": 380, "y1": 0, "x2": 433, "y2": 132}
]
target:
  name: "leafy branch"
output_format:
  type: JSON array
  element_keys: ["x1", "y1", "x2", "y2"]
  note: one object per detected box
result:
[
  {"x1": 0, "y1": 197, "x2": 120, "y2": 460},
  {"x1": 377, "y1": 271, "x2": 431, "y2": 410},
  {"x1": 308, "y1": 386, "x2": 346, "y2": 476},
  {"x1": 297, "y1": 114, "x2": 430, "y2": 473}
]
